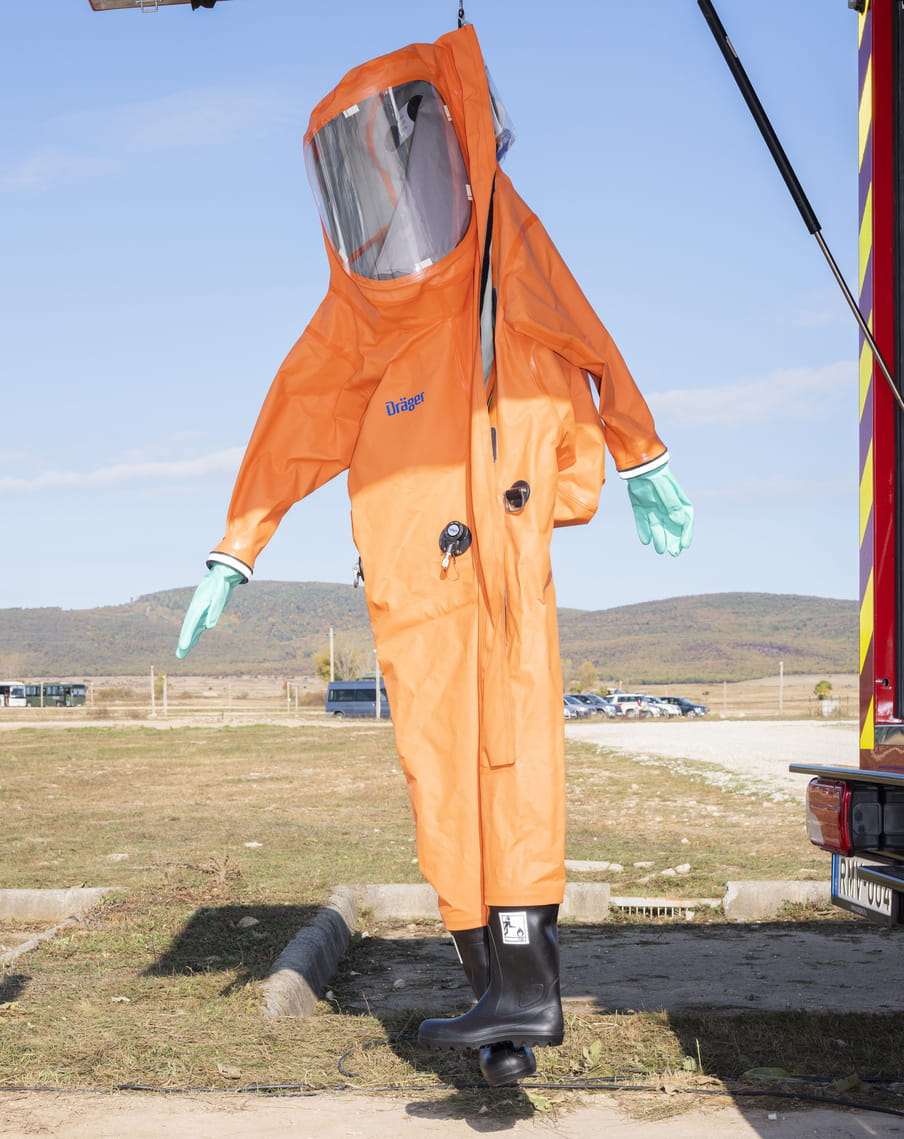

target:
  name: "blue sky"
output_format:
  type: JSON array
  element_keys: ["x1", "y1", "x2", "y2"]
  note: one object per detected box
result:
[{"x1": 1, "y1": 0, "x2": 860, "y2": 613}]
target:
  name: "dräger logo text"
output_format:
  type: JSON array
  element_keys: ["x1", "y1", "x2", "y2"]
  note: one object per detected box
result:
[{"x1": 385, "y1": 392, "x2": 425, "y2": 417}]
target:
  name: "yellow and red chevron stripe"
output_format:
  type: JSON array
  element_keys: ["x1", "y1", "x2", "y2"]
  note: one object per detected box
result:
[{"x1": 858, "y1": 2, "x2": 874, "y2": 754}]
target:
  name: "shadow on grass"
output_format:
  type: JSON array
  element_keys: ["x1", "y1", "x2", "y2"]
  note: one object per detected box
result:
[
  {"x1": 142, "y1": 903, "x2": 319, "y2": 992},
  {"x1": 0, "y1": 973, "x2": 30, "y2": 1004},
  {"x1": 669, "y1": 1005, "x2": 904, "y2": 1071}
]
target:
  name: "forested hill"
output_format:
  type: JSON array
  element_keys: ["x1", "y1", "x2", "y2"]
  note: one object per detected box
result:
[
  {"x1": 556, "y1": 591, "x2": 856, "y2": 683},
  {"x1": 0, "y1": 585, "x2": 856, "y2": 684}
]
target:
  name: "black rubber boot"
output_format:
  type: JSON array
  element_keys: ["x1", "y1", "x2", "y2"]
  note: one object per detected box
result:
[
  {"x1": 420, "y1": 906, "x2": 563, "y2": 1052},
  {"x1": 451, "y1": 927, "x2": 537, "y2": 1086}
]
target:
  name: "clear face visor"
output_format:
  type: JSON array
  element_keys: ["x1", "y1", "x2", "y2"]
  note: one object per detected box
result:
[
  {"x1": 486, "y1": 66, "x2": 515, "y2": 162},
  {"x1": 305, "y1": 81, "x2": 473, "y2": 280}
]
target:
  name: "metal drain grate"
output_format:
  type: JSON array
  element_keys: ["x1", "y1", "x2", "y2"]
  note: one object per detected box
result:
[{"x1": 609, "y1": 896, "x2": 721, "y2": 919}]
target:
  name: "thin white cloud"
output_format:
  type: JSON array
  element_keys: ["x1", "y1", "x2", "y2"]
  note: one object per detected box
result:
[
  {"x1": 649, "y1": 361, "x2": 855, "y2": 426},
  {"x1": 0, "y1": 447, "x2": 242, "y2": 492},
  {"x1": 0, "y1": 147, "x2": 120, "y2": 191},
  {"x1": 0, "y1": 449, "x2": 42, "y2": 468},
  {"x1": 697, "y1": 474, "x2": 852, "y2": 501},
  {"x1": 104, "y1": 86, "x2": 292, "y2": 153},
  {"x1": 795, "y1": 303, "x2": 849, "y2": 329},
  {"x1": 0, "y1": 85, "x2": 293, "y2": 191}
]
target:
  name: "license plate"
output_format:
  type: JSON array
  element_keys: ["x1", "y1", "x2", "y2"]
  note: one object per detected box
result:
[{"x1": 832, "y1": 855, "x2": 902, "y2": 924}]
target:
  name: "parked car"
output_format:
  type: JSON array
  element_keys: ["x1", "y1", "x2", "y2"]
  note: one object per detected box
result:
[
  {"x1": 609, "y1": 693, "x2": 653, "y2": 719},
  {"x1": 567, "y1": 693, "x2": 617, "y2": 718},
  {"x1": 659, "y1": 696, "x2": 710, "y2": 717},
  {"x1": 563, "y1": 697, "x2": 580, "y2": 720},
  {"x1": 642, "y1": 695, "x2": 682, "y2": 717},
  {"x1": 563, "y1": 694, "x2": 592, "y2": 719}
]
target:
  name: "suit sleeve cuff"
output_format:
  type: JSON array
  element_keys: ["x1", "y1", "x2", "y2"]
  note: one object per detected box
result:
[
  {"x1": 206, "y1": 552, "x2": 252, "y2": 582},
  {"x1": 617, "y1": 451, "x2": 670, "y2": 480}
]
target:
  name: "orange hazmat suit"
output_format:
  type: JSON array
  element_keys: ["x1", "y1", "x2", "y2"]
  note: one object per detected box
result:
[{"x1": 203, "y1": 25, "x2": 671, "y2": 932}]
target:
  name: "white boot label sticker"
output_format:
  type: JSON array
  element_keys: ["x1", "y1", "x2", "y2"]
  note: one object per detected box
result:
[{"x1": 499, "y1": 911, "x2": 529, "y2": 945}]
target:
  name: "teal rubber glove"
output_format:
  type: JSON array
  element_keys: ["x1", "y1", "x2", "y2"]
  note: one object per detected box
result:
[
  {"x1": 176, "y1": 564, "x2": 245, "y2": 658},
  {"x1": 626, "y1": 463, "x2": 694, "y2": 557}
]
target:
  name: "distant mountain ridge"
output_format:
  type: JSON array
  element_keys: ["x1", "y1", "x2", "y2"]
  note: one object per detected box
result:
[
  {"x1": 557, "y1": 591, "x2": 856, "y2": 683},
  {"x1": 0, "y1": 585, "x2": 856, "y2": 684}
]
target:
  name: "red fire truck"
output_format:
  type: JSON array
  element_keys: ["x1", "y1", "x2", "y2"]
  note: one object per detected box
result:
[{"x1": 786, "y1": 0, "x2": 904, "y2": 924}]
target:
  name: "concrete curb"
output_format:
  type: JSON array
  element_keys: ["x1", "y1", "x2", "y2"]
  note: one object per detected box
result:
[
  {"x1": 0, "y1": 887, "x2": 122, "y2": 967},
  {"x1": 723, "y1": 879, "x2": 830, "y2": 921},
  {"x1": 352, "y1": 880, "x2": 830, "y2": 923},
  {"x1": 0, "y1": 887, "x2": 119, "y2": 922},
  {"x1": 354, "y1": 883, "x2": 438, "y2": 922},
  {"x1": 354, "y1": 882, "x2": 614, "y2": 923},
  {"x1": 259, "y1": 886, "x2": 358, "y2": 1017},
  {"x1": 1, "y1": 919, "x2": 80, "y2": 966}
]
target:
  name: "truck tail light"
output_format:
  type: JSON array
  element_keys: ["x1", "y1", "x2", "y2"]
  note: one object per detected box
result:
[
  {"x1": 805, "y1": 778, "x2": 882, "y2": 856},
  {"x1": 805, "y1": 778, "x2": 853, "y2": 855}
]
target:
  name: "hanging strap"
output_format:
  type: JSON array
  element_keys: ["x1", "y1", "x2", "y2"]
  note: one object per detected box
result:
[{"x1": 479, "y1": 180, "x2": 497, "y2": 406}]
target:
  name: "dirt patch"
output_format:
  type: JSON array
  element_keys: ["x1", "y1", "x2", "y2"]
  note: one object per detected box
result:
[{"x1": 5, "y1": 1090, "x2": 902, "y2": 1139}]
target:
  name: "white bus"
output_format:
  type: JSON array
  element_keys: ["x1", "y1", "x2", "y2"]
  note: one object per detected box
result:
[{"x1": 0, "y1": 682, "x2": 27, "y2": 708}]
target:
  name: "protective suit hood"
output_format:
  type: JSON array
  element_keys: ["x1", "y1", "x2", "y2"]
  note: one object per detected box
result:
[{"x1": 303, "y1": 26, "x2": 497, "y2": 307}]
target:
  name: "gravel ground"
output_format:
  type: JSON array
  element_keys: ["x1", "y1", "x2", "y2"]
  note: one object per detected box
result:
[{"x1": 566, "y1": 719, "x2": 859, "y2": 799}]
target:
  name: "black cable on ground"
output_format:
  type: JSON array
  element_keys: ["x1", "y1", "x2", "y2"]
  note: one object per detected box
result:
[{"x1": 2, "y1": 1080, "x2": 904, "y2": 1115}]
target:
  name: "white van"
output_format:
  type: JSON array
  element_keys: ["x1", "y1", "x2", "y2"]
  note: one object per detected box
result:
[{"x1": 325, "y1": 680, "x2": 391, "y2": 719}]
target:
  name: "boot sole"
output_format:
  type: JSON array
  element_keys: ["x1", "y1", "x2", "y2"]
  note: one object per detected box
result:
[
  {"x1": 480, "y1": 1057, "x2": 538, "y2": 1087},
  {"x1": 481, "y1": 1061, "x2": 538, "y2": 1087}
]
